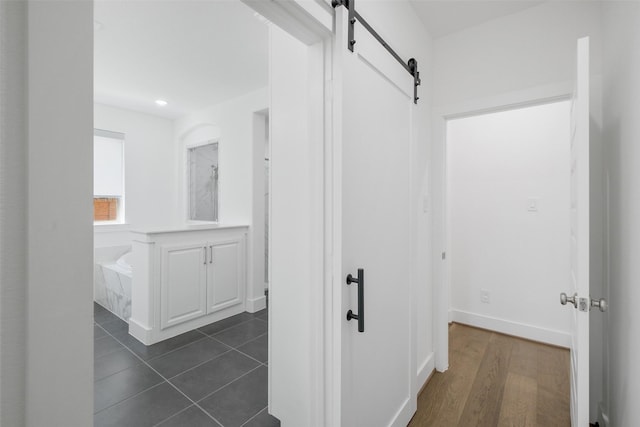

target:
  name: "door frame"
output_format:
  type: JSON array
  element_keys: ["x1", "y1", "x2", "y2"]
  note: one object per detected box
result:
[
  {"x1": 241, "y1": 1, "x2": 335, "y2": 425},
  {"x1": 432, "y1": 81, "x2": 573, "y2": 372}
]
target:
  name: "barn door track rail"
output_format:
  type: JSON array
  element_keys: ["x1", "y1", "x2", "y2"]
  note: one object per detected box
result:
[{"x1": 332, "y1": 0, "x2": 421, "y2": 104}]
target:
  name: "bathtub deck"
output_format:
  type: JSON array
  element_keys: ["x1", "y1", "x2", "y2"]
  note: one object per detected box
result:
[{"x1": 93, "y1": 303, "x2": 279, "y2": 426}]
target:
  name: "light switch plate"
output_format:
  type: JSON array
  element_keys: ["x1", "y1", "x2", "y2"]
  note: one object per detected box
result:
[
  {"x1": 527, "y1": 198, "x2": 538, "y2": 212},
  {"x1": 422, "y1": 195, "x2": 430, "y2": 213}
]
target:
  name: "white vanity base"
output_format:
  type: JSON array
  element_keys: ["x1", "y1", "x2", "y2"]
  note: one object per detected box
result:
[{"x1": 130, "y1": 224, "x2": 248, "y2": 345}]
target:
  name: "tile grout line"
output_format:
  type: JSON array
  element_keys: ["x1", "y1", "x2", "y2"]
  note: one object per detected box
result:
[
  {"x1": 194, "y1": 364, "x2": 265, "y2": 406},
  {"x1": 143, "y1": 334, "x2": 231, "y2": 365},
  {"x1": 164, "y1": 348, "x2": 234, "y2": 381},
  {"x1": 239, "y1": 406, "x2": 269, "y2": 427},
  {"x1": 203, "y1": 317, "x2": 265, "y2": 341},
  {"x1": 200, "y1": 315, "x2": 257, "y2": 334},
  {"x1": 94, "y1": 379, "x2": 166, "y2": 415},
  {"x1": 95, "y1": 323, "x2": 225, "y2": 426},
  {"x1": 97, "y1": 312, "x2": 254, "y2": 364},
  {"x1": 208, "y1": 334, "x2": 267, "y2": 366},
  {"x1": 94, "y1": 309, "x2": 269, "y2": 425},
  {"x1": 150, "y1": 404, "x2": 198, "y2": 427}
]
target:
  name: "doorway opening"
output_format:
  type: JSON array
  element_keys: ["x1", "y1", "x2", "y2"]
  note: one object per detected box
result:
[
  {"x1": 444, "y1": 100, "x2": 573, "y2": 347},
  {"x1": 92, "y1": 2, "x2": 278, "y2": 425}
]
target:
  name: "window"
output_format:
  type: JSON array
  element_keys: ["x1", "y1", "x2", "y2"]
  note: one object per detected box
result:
[
  {"x1": 188, "y1": 141, "x2": 219, "y2": 222},
  {"x1": 94, "y1": 129, "x2": 125, "y2": 223}
]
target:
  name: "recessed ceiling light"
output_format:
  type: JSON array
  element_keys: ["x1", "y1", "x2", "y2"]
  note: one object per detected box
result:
[{"x1": 155, "y1": 99, "x2": 168, "y2": 107}]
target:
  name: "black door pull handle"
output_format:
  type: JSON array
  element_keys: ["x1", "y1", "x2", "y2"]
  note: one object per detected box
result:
[{"x1": 346, "y1": 268, "x2": 364, "y2": 332}]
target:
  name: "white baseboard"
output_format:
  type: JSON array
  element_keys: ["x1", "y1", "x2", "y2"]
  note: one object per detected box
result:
[
  {"x1": 417, "y1": 352, "x2": 435, "y2": 392},
  {"x1": 598, "y1": 402, "x2": 609, "y2": 427},
  {"x1": 450, "y1": 309, "x2": 571, "y2": 348},
  {"x1": 246, "y1": 295, "x2": 267, "y2": 313},
  {"x1": 128, "y1": 318, "x2": 153, "y2": 345}
]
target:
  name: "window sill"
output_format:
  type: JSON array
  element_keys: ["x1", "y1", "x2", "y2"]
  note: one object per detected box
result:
[
  {"x1": 94, "y1": 223, "x2": 130, "y2": 233},
  {"x1": 186, "y1": 220, "x2": 219, "y2": 225}
]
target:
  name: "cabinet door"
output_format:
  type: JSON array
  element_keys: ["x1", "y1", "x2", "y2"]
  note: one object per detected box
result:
[
  {"x1": 207, "y1": 239, "x2": 244, "y2": 314},
  {"x1": 161, "y1": 243, "x2": 207, "y2": 329}
]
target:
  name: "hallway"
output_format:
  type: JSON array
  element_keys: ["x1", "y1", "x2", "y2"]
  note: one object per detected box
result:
[{"x1": 409, "y1": 324, "x2": 570, "y2": 426}]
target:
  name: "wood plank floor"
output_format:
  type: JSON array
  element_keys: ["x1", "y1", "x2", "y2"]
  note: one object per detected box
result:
[{"x1": 409, "y1": 323, "x2": 570, "y2": 427}]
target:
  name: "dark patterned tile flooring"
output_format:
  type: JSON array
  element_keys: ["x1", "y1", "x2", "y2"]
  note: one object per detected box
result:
[{"x1": 94, "y1": 304, "x2": 279, "y2": 427}]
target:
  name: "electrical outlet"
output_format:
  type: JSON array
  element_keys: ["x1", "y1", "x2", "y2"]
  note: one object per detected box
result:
[{"x1": 481, "y1": 289, "x2": 490, "y2": 304}]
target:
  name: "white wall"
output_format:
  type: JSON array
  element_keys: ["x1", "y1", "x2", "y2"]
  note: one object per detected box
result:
[
  {"x1": 448, "y1": 101, "x2": 572, "y2": 345},
  {"x1": 174, "y1": 88, "x2": 268, "y2": 311},
  {"x1": 26, "y1": 1, "x2": 94, "y2": 425},
  {"x1": 431, "y1": 2, "x2": 606, "y2": 417},
  {"x1": 94, "y1": 104, "x2": 178, "y2": 249},
  {"x1": 0, "y1": 1, "x2": 27, "y2": 425},
  {"x1": 602, "y1": 3, "x2": 640, "y2": 425},
  {"x1": 175, "y1": 88, "x2": 268, "y2": 224},
  {"x1": 269, "y1": 25, "x2": 317, "y2": 425},
  {"x1": 433, "y1": 1, "x2": 603, "y2": 108}
]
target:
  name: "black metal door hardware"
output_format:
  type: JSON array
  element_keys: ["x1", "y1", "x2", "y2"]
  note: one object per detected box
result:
[
  {"x1": 331, "y1": 0, "x2": 422, "y2": 104},
  {"x1": 346, "y1": 268, "x2": 365, "y2": 332}
]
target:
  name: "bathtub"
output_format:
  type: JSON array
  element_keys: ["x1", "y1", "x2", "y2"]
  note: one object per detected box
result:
[{"x1": 96, "y1": 251, "x2": 132, "y2": 322}]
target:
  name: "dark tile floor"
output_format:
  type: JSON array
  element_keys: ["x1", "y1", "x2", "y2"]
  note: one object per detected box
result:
[{"x1": 94, "y1": 303, "x2": 280, "y2": 427}]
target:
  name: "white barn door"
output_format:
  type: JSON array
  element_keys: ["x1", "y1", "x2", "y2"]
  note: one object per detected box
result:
[
  {"x1": 334, "y1": 6, "x2": 416, "y2": 427},
  {"x1": 564, "y1": 36, "x2": 590, "y2": 426}
]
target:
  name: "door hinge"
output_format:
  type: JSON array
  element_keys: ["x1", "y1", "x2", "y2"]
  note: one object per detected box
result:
[{"x1": 442, "y1": 252, "x2": 446, "y2": 260}]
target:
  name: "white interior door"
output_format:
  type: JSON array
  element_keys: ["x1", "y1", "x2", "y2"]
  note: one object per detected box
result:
[
  {"x1": 335, "y1": 7, "x2": 415, "y2": 427},
  {"x1": 567, "y1": 36, "x2": 590, "y2": 426}
]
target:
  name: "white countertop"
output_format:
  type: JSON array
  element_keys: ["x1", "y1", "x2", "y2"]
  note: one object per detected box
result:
[{"x1": 130, "y1": 223, "x2": 249, "y2": 235}]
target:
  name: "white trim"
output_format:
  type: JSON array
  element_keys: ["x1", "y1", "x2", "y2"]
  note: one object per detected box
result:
[
  {"x1": 436, "y1": 81, "x2": 573, "y2": 120},
  {"x1": 252, "y1": 3, "x2": 330, "y2": 424},
  {"x1": 186, "y1": 139, "x2": 220, "y2": 223},
  {"x1": 450, "y1": 309, "x2": 571, "y2": 348},
  {"x1": 94, "y1": 128, "x2": 125, "y2": 140},
  {"x1": 94, "y1": 223, "x2": 130, "y2": 232},
  {"x1": 598, "y1": 402, "x2": 610, "y2": 427},
  {"x1": 432, "y1": 81, "x2": 576, "y2": 374},
  {"x1": 178, "y1": 123, "x2": 220, "y2": 224},
  {"x1": 330, "y1": 9, "x2": 345, "y2": 426},
  {"x1": 242, "y1": 0, "x2": 332, "y2": 46},
  {"x1": 417, "y1": 352, "x2": 435, "y2": 392},
  {"x1": 128, "y1": 318, "x2": 153, "y2": 345},
  {"x1": 246, "y1": 295, "x2": 267, "y2": 313}
]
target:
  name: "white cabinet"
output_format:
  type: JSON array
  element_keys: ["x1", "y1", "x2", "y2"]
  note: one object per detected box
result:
[
  {"x1": 160, "y1": 237, "x2": 245, "y2": 330},
  {"x1": 160, "y1": 243, "x2": 207, "y2": 329},
  {"x1": 130, "y1": 225, "x2": 248, "y2": 345},
  {"x1": 207, "y1": 239, "x2": 244, "y2": 314}
]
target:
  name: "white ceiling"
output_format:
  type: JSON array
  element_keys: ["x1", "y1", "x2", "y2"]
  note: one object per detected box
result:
[
  {"x1": 94, "y1": 0, "x2": 269, "y2": 119},
  {"x1": 409, "y1": 0, "x2": 545, "y2": 38},
  {"x1": 95, "y1": 0, "x2": 546, "y2": 118}
]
